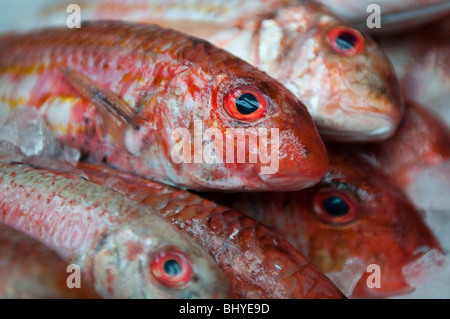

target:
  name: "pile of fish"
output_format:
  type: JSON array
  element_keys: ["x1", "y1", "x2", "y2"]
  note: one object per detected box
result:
[{"x1": 0, "y1": 0, "x2": 449, "y2": 299}]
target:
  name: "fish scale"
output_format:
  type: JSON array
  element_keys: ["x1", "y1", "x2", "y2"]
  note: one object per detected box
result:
[
  {"x1": 0, "y1": 21, "x2": 328, "y2": 191},
  {"x1": 0, "y1": 162, "x2": 229, "y2": 299},
  {"x1": 32, "y1": 0, "x2": 405, "y2": 141},
  {"x1": 79, "y1": 162, "x2": 346, "y2": 299},
  {"x1": 203, "y1": 147, "x2": 445, "y2": 298}
]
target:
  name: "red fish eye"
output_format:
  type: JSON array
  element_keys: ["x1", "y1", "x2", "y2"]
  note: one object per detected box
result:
[
  {"x1": 223, "y1": 85, "x2": 267, "y2": 121},
  {"x1": 312, "y1": 189, "x2": 359, "y2": 224},
  {"x1": 327, "y1": 26, "x2": 365, "y2": 56},
  {"x1": 150, "y1": 248, "x2": 193, "y2": 288}
]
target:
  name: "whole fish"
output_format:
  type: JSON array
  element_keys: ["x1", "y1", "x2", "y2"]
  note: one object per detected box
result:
[
  {"x1": 315, "y1": 0, "x2": 450, "y2": 32},
  {"x1": 205, "y1": 146, "x2": 445, "y2": 298},
  {"x1": 0, "y1": 162, "x2": 229, "y2": 299},
  {"x1": 76, "y1": 162, "x2": 346, "y2": 299},
  {"x1": 26, "y1": 0, "x2": 403, "y2": 141},
  {"x1": 378, "y1": 17, "x2": 450, "y2": 128},
  {"x1": 0, "y1": 223, "x2": 99, "y2": 299},
  {"x1": 349, "y1": 100, "x2": 450, "y2": 212},
  {"x1": 0, "y1": 21, "x2": 328, "y2": 191}
]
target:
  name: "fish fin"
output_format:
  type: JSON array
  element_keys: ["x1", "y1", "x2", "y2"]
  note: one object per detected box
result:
[{"x1": 61, "y1": 67, "x2": 143, "y2": 147}]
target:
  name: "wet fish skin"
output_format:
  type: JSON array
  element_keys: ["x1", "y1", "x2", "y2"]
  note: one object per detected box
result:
[
  {"x1": 78, "y1": 162, "x2": 346, "y2": 299},
  {"x1": 206, "y1": 147, "x2": 445, "y2": 298},
  {"x1": 35, "y1": 0, "x2": 403, "y2": 141},
  {"x1": 0, "y1": 162, "x2": 229, "y2": 299},
  {"x1": 0, "y1": 21, "x2": 328, "y2": 191},
  {"x1": 249, "y1": 2, "x2": 403, "y2": 141},
  {"x1": 0, "y1": 223, "x2": 99, "y2": 299}
]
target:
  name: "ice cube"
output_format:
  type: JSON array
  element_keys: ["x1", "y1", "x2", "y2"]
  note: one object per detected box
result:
[
  {"x1": 0, "y1": 106, "x2": 80, "y2": 165},
  {"x1": 407, "y1": 161, "x2": 450, "y2": 213},
  {"x1": 325, "y1": 258, "x2": 366, "y2": 297},
  {"x1": 402, "y1": 249, "x2": 446, "y2": 288},
  {"x1": 0, "y1": 140, "x2": 26, "y2": 163},
  {"x1": 392, "y1": 207, "x2": 450, "y2": 298}
]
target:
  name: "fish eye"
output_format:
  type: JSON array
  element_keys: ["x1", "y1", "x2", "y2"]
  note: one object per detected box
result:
[
  {"x1": 150, "y1": 247, "x2": 193, "y2": 288},
  {"x1": 327, "y1": 26, "x2": 365, "y2": 56},
  {"x1": 223, "y1": 85, "x2": 267, "y2": 121},
  {"x1": 312, "y1": 189, "x2": 359, "y2": 224}
]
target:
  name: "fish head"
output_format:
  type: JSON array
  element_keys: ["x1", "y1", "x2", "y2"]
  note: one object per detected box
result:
[
  {"x1": 211, "y1": 65, "x2": 329, "y2": 191},
  {"x1": 268, "y1": 4, "x2": 404, "y2": 141},
  {"x1": 296, "y1": 148, "x2": 444, "y2": 298},
  {"x1": 62, "y1": 24, "x2": 327, "y2": 192},
  {"x1": 160, "y1": 44, "x2": 328, "y2": 191},
  {"x1": 92, "y1": 217, "x2": 229, "y2": 299}
]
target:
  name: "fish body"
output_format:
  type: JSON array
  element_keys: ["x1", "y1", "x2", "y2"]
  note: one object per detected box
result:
[
  {"x1": 77, "y1": 162, "x2": 346, "y2": 299},
  {"x1": 16, "y1": 0, "x2": 403, "y2": 141},
  {"x1": 0, "y1": 21, "x2": 328, "y2": 191},
  {"x1": 206, "y1": 147, "x2": 445, "y2": 298},
  {"x1": 0, "y1": 223, "x2": 99, "y2": 299},
  {"x1": 0, "y1": 162, "x2": 229, "y2": 299}
]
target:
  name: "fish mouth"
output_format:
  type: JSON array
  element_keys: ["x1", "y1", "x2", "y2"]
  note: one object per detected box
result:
[
  {"x1": 317, "y1": 110, "x2": 398, "y2": 142},
  {"x1": 351, "y1": 248, "x2": 446, "y2": 298},
  {"x1": 258, "y1": 174, "x2": 322, "y2": 191}
]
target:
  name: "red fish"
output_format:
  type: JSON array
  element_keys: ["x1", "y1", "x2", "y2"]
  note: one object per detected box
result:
[
  {"x1": 0, "y1": 162, "x2": 229, "y2": 299},
  {"x1": 0, "y1": 223, "x2": 99, "y2": 299},
  {"x1": 77, "y1": 163, "x2": 344, "y2": 299},
  {"x1": 205, "y1": 146, "x2": 445, "y2": 298},
  {"x1": 0, "y1": 21, "x2": 328, "y2": 191},
  {"x1": 76, "y1": 162, "x2": 346, "y2": 299},
  {"x1": 23, "y1": 0, "x2": 403, "y2": 141}
]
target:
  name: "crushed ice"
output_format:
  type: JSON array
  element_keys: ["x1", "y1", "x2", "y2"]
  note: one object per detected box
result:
[
  {"x1": 325, "y1": 258, "x2": 366, "y2": 297},
  {"x1": 402, "y1": 249, "x2": 446, "y2": 288},
  {"x1": 392, "y1": 211, "x2": 450, "y2": 299},
  {"x1": 0, "y1": 106, "x2": 81, "y2": 170},
  {"x1": 407, "y1": 161, "x2": 450, "y2": 213}
]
